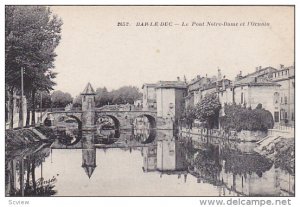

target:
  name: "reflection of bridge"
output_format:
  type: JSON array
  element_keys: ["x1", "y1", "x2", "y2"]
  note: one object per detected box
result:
[{"x1": 45, "y1": 109, "x2": 157, "y2": 130}]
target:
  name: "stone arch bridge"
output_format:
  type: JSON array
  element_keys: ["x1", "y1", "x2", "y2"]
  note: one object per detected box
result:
[{"x1": 44, "y1": 109, "x2": 157, "y2": 130}]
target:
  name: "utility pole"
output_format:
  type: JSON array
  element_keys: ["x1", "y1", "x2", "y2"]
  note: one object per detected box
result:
[
  {"x1": 40, "y1": 92, "x2": 43, "y2": 124},
  {"x1": 19, "y1": 67, "x2": 24, "y2": 128}
]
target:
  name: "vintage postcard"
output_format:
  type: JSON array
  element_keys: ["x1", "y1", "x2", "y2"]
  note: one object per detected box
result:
[{"x1": 4, "y1": 4, "x2": 295, "y2": 202}]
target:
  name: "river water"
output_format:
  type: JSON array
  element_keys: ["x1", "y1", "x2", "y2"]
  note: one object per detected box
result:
[{"x1": 5, "y1": 127, "x2": 294, "y2": 197}]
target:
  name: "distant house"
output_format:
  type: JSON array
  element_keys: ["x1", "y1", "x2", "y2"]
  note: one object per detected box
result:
[
  {"x1": 219, "y1": 65, "x2": 295, "y2": 126},
  {"x1": 142, "y1": 83, "x2": 157, "y2": 110},
  {"x1": 134, "y1": 98, "x2": 143, "y2": 108},
  {"x1": 184, "y1": 65, "x2": 295, "y2": 128},
  {"x1": 231, "y1": 76, "x2": 281, "y2": 123},
  {"x1": 270, "y1": 65, "x2": 295, "y2": 125}
]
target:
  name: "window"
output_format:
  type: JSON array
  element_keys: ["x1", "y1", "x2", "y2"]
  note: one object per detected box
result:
[
  {"x1": 273, "y1": 92, "x2": 279, "y2": 105},
  {"x1": 274, "y1": 112, "x2": 279, "y2": 122},
  {"x1": 284, "y1": 96, "x2": 288, "y2": 105},
  {"x1": 280, "y1": 110, "x2": 283, "y2": 120},
  {"x1": 281, "y1": 97, "x2": 283, "y2": 104},
  {"x1": 292, "y1": 112, "x2": 295, "y2": 121}
]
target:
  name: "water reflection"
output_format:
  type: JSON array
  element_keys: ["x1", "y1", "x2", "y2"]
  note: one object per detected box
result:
[
  {"x1": 96, "y1": 116, "x2": 120, "y2": 144},
  {"x1": 5, "y1": 146, "x2": 57, "y2": 196},
  {"x1": 6, "y1": 128, "x2": 294, "y2": 196},
  {"x1": 55, "y1": 116, "x2": 82, "y2": 146},
  {"x1": 81, "y1": 131, "x2": 96, "y2": 178},
  {"x1": 183, "y1": 136, "x2": 295, "y2": 196}
]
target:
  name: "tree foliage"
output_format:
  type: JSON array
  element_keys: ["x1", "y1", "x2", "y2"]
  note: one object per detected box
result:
[
  {"x1": 5, "y1": 6, "x2": 62, "y2": 126},
  {"x1": 73, "y1": 95, "x2": 82, "y2": 107},
  {"x1": 51, "y1": 90, "x2": 73, "y2": 108},
  {"x1": 221, "y1": 103, "x2": 274, "y2": 132},
  {"x1": 181, "y1": 105, "x2": 197, "y2": 129},
  {"x1": 72, "y1": 85, "x2": 142, "y2": 108},
  {"x1": 110, "y1": 86, "x2": 142, "y2": 105},
  {"x1": 95, "y1": 86, "x2": 142, "y2": 107},
  {"x1": 195, "y1": 93, "x2": 221, "y2": 129},
  {"x1": 6, "y1": 6, "x2": 62, "y2": 92},
  {"x1": 95, "y1": 87, "x2": 110, "y2": 107}
]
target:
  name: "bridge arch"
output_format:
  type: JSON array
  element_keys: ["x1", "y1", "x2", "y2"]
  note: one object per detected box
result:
[
  {"x1": 133, "y1": 114, "x2": 156, "y2": 144},
  {"x1": 141, "y1": 114, "x2": 156, "y2": 129},
  {"x1": 95, "y1": 114, "x2": 121, "y2": 138},
  {"x1": 52, "y1": 114, "x2": 83, "y2": 146}
]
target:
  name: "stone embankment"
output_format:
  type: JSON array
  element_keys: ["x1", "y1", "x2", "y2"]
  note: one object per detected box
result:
[
  {"x1": 5, "y1": 126, "x2": 54, "y2": 151},
  {"x1": 255, "y1": 135, "x2": 294, "y2": 175}
]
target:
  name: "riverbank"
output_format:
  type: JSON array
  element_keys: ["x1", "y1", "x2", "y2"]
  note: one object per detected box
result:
[
  {"x1": 5, "y1": 126, "x2": 54, "y2": 151},
  {"x1": 180, "y1": 126, "x2": 294, "y2": 142},
  {"x1": 180, "y1": 127, "x2": 266, "y2": 142},
  {"x1": 255, "y1": 135, "x2": 294, "y2": 175}
]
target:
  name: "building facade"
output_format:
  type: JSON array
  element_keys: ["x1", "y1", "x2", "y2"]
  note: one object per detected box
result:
[
  {"x1": 270, "y1": 65, "x2": 295, "y2": 125},
  {"x1": 184, "y1": 65, "x2": 295, "y2": 128},
  {"x1": 142, "y1": 83, "x2": 157, "y2": 110},
  {"x1": 155, "y1": 80, "x2": 187, "y2": 121}
]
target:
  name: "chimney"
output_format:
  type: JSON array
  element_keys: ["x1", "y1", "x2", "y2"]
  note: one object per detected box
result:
[
  {"x1": 280, "y1": 64, "x2": 284, "y2": 69},
  {"x1": 177, "y1": 77, "x2": 180, "y2": 81},
  {"x1": 239, "y1": 71, "x2": 242, "y2": 76},
  {"x1": 256, "y1": 67, "x2": 259, "y2": 72},
  {"x1": 259, "y1": 66, "x2": 262, "y2": 70},
  {"x1": 197, "y1": 75, "x2": 200, "y2": 79}
]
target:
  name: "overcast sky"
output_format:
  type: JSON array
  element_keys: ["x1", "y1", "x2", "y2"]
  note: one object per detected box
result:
[{"x1": 50, "y1": 6, "x2": 294, "y2": 97}]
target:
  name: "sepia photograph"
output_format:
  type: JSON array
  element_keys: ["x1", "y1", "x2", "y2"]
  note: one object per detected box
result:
[{"x1": 4, "y1": 4, "x2": 295, "y2": 200}]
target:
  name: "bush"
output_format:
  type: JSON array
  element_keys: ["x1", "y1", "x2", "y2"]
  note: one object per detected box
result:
[{"x1": 221, "y1": 103, "x2": 274, "y2": 132}]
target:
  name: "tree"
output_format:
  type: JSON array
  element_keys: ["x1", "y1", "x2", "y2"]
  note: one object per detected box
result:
[
  {"x1": 221, "y1": 103, "x2": 274, "y2": 132},
  {"x1": 95, "y1": 87, "x2": 111, "y2": 107},
  {"x1": 51, "y1": 91, "x2": 73, "y2": 108},
  {"x1": 181, "y1": 105, "x2": 196, "y2": 129},
  {"x1": 111, "y1": 86, "x2": 142, "y2": 105},
  {"x1": 94, "y1": 86, "x2": 142, "y2": 106},
  {"x1": 195, "y1": 93, "x2": 221, "y2": 130},
  {"x1": 5, "y1": 6, "x2": 62, "y2": 127},
  {"x1": 73, "y1": 95, "x2": 82, "y2": 107},
  {"x1": 25, "y1": 91, "x2": 51, "y2": 126}
]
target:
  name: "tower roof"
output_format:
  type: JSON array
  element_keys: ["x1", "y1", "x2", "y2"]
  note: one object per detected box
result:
[{"x1": 81, "y1": 82, "x2": 96, "y2": 95}]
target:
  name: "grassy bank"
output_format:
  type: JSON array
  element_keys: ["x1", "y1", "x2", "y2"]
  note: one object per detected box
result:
[
  {"x1": 5, "y1": 126, "x2": 54, "y2": 152},
  {"x1": 256, "y1": 136, "x2": 294, "y2": 175}
]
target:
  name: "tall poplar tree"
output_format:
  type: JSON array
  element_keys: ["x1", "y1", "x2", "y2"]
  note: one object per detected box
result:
[{"x1": 5, "y1": 6, "x2": 62, "y2": 127}]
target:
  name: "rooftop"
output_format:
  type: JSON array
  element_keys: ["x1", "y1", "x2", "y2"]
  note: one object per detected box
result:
[
  {"x1": 155, "y1": 81, "x2": 187, "y2": 89},
  {"x1": 81, "y1": 82, "x2": 96, "y2": 95},
  {"x1": 234, "y1": 79, "x2": 280, "y2": 87},
  {"x1": 142, "y1": 83, "x2": 157, "y2": 89}
]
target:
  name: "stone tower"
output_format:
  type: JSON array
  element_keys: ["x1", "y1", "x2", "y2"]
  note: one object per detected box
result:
[{"x1": 81, "y1": 82, "x2": 96, "y2": 130}]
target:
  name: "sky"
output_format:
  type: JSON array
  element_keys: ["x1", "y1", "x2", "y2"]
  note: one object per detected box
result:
[{"x1": 50, "y1": 6, "x2": 294, "y2": 97}]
